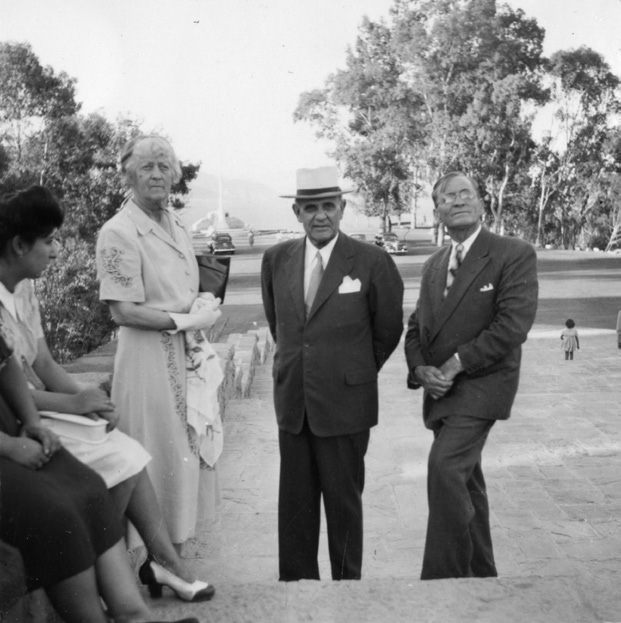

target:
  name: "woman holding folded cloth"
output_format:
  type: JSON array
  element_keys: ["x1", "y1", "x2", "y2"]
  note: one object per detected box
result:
[
  {"x1": 96, "y1": 135, "x2": 224, "y2": 551},
  {"x1": 0, "y1": 333, "x2": 199, "y2": 623},
  {"x1": 0, "y1": 186, "x2": 215, "y2": 602}
]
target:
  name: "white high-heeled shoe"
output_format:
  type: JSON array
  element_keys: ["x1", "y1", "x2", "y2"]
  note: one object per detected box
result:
[{"x1": 138, "y1": 556, "x2": 215, "y2": 602}]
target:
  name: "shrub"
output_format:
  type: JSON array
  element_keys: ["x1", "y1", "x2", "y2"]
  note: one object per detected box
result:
[{"x1": 35, "y1": 238, "x2": 116, "y2": 363}]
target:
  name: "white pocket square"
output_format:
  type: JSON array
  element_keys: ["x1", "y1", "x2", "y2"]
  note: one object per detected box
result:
[
  {"x1": 479, "y1": 283, "x2": 494, "y2": 292},
  {"x1": 339, "y1": 276, "x2": 362, "y2": 293}
]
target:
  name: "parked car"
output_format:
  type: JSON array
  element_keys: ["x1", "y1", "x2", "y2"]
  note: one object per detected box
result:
[
  {"x1": 209, "y1": 232, "x2": 236, "y2": 255},
  {"x1": 381, "y1": 232, "x2": 408, "y2": 255},
  {"x1": 350, "y1": 233, "x2": 367, "y2": 242}
]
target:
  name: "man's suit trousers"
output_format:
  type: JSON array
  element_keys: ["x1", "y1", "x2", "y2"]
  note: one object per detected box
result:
[
  {"x1": 278, "y1": 419, "x2": 370, "y2": 581},
  {"x1": 422, "y1": 415, "x2": 498, "y2": 580}
]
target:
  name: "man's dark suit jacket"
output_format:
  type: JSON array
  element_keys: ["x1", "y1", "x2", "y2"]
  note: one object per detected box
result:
[
  {"x1": 405, "y1": 227, "x2": 538, "y2": 426},
  {"x1": 261, "y1": 232, "x2": 404, "y2": 437}
]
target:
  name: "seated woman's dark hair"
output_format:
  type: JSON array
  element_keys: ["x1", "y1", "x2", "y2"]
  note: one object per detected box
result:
[{"x1": 0, "y1": 186, "x2": 64, "y2": 254}]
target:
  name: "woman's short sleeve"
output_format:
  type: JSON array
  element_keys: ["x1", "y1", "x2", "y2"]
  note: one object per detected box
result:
[{"x1": 97, "y1": 225, "x2": 146, "y2": 303}]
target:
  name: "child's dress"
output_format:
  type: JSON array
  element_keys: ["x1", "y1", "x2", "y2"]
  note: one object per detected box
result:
[{"x1": 561, "y1": 327, "x2": 579, "y2": 352}]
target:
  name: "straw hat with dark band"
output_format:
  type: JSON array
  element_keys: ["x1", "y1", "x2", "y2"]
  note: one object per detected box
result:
[{"x1": 280, "y1": 166, "x2": 353, "y2": 199}]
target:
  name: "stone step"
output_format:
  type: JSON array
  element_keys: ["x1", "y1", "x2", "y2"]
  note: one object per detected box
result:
[{"x1": 146, "y1": 574, "x2": 619, "y2": 623}]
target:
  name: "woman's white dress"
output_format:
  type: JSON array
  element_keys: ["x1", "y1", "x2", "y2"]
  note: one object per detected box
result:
[{"x1": 96, "y1": 199, "x2": 221, "y2": 544}]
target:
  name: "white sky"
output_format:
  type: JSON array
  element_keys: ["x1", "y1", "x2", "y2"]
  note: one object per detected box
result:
[{"x1": 1, "y1": 0, "x2": 621, "y2": 192}]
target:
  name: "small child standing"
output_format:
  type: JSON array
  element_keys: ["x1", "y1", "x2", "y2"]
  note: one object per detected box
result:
[{"x1": 561, "y1": 319, "x2": 580, "y2": 360}]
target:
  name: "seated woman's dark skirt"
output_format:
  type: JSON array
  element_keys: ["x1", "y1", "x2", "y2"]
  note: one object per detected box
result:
[{"x1": 0, "y1": 445, "x2": 123, "y2": 591}]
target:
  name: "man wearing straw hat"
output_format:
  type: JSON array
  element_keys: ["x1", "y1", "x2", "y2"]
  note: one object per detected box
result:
[{"x1": 261, "y1": 166, "x2": 404, "y2": 581}]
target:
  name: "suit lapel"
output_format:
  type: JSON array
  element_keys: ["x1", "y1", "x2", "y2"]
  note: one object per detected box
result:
[
  {"x1": 284, "y1": 238, "x2": 306, "y2": 325},
  {"x1": 427, "y1": 246, "x2": 451, "y2": 319},
  {"x1": 307, "y1": 233, "x2": 353, "y2": 321},
  {"x1": 430, "y1": 229, "x2": 492, "y2": 341}
]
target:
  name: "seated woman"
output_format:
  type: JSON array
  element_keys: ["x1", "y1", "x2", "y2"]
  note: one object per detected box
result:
[
  {"x1": 0, "y1": 186, "x2": 213, "y2": 602},
  {"x1": 0, "y1": 332, "x2": 198, "y2": 623}
]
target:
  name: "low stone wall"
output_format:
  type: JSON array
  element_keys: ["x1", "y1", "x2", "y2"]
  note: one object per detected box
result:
[
  {"x1": 67, "y1": 326, "x2": 272, "y2": 421},
  {"x1": 12, "y1": 326, "x2": 273, "y2": 623},
  {"x1": 211, "y1": 341, "x2": 236, "y2": 419}
]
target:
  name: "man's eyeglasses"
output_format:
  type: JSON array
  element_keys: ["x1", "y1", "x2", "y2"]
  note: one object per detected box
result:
[{"x1": 439, "y1": 189, "x2": 476, "y2": 205}]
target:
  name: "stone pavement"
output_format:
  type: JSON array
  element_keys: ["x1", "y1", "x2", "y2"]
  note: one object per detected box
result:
[
  {"x1": 143, "y1": 327, "x2": 621, "y2": 623},
  {"x1": 56, "y1": 240, "x2": 621, "y2": 622}
]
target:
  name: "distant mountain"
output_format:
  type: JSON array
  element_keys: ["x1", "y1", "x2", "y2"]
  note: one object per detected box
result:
[
  {"x1": 178, "y1": 170, "x2": 384, "y2": 232},
  {"x1": 179, "y1": 172, "x2": 286, "y2": 231}
]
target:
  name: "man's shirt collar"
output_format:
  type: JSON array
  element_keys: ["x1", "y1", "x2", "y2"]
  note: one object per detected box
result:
[
  {"x1": 451, "y1": 224, "x2": 482, "y2": 259},
  {"x1": 305, "y1": 233, "x2": 339, "y2": 268}
]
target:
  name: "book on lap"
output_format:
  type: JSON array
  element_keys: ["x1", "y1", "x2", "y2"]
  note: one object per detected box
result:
[{"x1": 39, "y1": 411, "x2": 108, "y2": 444}]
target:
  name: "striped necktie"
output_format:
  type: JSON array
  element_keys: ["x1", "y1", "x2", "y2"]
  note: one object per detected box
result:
[
  {"x1": 305, "y1": 251, "x2": 324, "y2": 316},
  {"x1": 444, "y1": 243, "x2": 464, "y2": 297}
]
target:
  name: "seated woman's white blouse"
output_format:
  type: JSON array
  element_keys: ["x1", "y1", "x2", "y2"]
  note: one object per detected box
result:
[{"x1": 0, "y1": 280, "x2": 44, "y2": 373}]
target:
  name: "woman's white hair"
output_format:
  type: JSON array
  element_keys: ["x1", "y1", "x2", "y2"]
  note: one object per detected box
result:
[{"x1": 119, "y1": 135, "x2": 182, "y2": 187}]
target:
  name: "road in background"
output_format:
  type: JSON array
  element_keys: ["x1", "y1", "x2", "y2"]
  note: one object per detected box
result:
[{"x1": 224, "y1": 228, "x2": 621, "y2": 334}]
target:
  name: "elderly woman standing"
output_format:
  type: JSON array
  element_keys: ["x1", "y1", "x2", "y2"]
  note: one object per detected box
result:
[{"x1": 96, "y1": 135, "x2": 223, "y2": 552}]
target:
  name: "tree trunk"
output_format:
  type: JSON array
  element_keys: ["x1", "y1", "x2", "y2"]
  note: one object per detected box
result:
[
  {"x1": 381, "y1": 200, "x2": 388, "y2": 233},
  {"x1": 535, "y1": 171, "x2": 550, "y2": 248},
  {"x1": 560, "y1": 210, "x2": 568, "y2": 249},
  {"x1": 489, "y1": 194, "x2": 499, "y2": 233},
  {"x1": 605, "y1": 222, "x2": 621, "y2": 251},
  {"x1": 39, "y1": 133, "x2": 49, "y2": 186},
  {"x1": 435, "y1": 222, "x2": 444, "y2": 247},
  {"x1": 605, "y1": 202, "x2": 621, "y2": 251},
  {"x1": 495, "y1": 165, "x2": 509, "y2": 234}
]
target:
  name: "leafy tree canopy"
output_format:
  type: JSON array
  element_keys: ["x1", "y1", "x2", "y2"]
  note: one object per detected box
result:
[{"x1": 0, "y1": 41, "x2": 201, "y2": 359}]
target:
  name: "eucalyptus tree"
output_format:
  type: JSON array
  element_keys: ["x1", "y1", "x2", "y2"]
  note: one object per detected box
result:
[
  {"x1": 537, "y1": 46, "x2": 620, "y2": 248},
  {"x1": 603, "y1": 131, "x2": 621, "y2": 252},
  {"x1": 295, "y1": 0, "x2": 548, "y2": 238},
  {"x1": 393, "y1": 0, "x2": 548, "y2": 232},
  {"x1": 0, "y1": 42, "x2": 79, "y2": 183},
  {"x1": 295, "y1": 15, "x2": 423, "y2": 229},
  {"x1": 605, "y1": 176, "x2": 621, "y2": 252}
]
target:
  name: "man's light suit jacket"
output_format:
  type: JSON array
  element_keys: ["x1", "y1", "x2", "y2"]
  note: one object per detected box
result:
[
  {"x1": 261, "y1": 232, "x2": 404, "y2": 437},
  {"x1": 405, "y1": 227, "x2": 538, "y2": 426}
]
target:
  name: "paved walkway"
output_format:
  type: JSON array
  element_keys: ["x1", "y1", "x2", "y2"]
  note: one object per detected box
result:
[
  {"x1": 139, "y1": 328, "x2": 620, "y2": 623},
  {"x1": 63, "y1": 239, "x2": 621, "y2": 622}
]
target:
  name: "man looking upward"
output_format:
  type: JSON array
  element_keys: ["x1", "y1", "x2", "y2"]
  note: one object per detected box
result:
[{"x1": 405, "y1": 171, "x2": 538, "y2": 580}]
